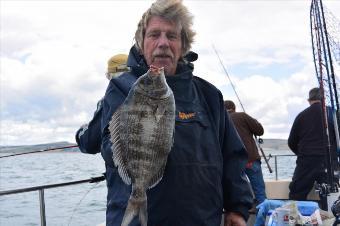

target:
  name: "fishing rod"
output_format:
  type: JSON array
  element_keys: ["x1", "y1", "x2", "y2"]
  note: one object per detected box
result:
[
  {"x1": 318, "y1": 0, "x2": 340, "y2": 192},
  {"x1": 311, "y1": 0, "x2": 339, "y2": 195},
  {"x1": 212, "y1": 44, "x2": 273, "y2": 174},
  {"x1": 318, "y1": 0, "x2": 340, "y2": 150},
  {"x1": 0, "y1": 144, "x2": 79, "y2": 159}
]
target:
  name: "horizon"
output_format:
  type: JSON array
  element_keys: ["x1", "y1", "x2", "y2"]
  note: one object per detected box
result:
[{"x1": 0, "y1": 138, "x2": 288, "y2": 148}]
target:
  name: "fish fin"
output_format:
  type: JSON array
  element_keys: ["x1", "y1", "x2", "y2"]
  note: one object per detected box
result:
[
  {"x1": 121, "y1": 194, "x2": 148, "y2": 226},
  {"x1": 148, "y1": 164, "x2": 166, "y2": 188},
  {"x1": 108, "y1": 107, "x2": 131, "y2": 185},
  {"x1": 171, "y1": 124, "x2": 175, "y2": 148},
  {"x1": 155, "y1": 105, "x2": 165, "y2": 122}
]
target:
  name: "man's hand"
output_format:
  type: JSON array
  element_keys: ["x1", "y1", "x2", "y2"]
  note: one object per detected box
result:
[{"x1": 224, "y1": 212, "x2": 246, "y2": 226}]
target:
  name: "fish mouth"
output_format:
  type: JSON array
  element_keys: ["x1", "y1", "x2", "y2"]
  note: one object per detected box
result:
[{"x1": 149, "y1": 65, "x2": 164, "y2": 76}]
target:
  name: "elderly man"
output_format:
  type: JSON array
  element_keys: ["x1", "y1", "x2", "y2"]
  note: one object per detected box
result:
[{"x1": 77, "y1": 0, "x2": 252, "y2": 225}]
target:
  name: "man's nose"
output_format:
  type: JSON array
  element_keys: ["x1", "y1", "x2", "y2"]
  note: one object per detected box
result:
[{"x1": 157, "y1": 33, "x2": 170, "y2": 48}]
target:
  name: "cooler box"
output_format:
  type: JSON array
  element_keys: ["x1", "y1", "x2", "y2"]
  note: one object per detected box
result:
[{"x1": 254, "y1": 199, "x2": 319, "y2": 226}]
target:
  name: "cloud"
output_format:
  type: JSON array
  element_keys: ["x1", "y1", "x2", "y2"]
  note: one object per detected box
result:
[{"x1": 1, "y1": 0, "x2": 339, "y2": 145}]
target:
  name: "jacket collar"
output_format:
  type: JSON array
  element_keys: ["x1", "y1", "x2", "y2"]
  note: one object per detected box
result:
[{"x1": 126, "y1": 46, "x2": 148, "y2": 77}]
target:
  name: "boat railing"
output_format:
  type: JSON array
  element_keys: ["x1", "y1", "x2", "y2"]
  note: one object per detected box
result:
[
  {"x1": 0, "y1": 175, "x2": 105, "y2": 226},
  {"x1": 0, "y1": 144, "x2": 106, "y2": 226},
  {"x1": 266, "y1": 153, "x2": 296, "y2": 180},
  {"x1": 0, "y1": 145, "x2": 295, "y2": 226}
]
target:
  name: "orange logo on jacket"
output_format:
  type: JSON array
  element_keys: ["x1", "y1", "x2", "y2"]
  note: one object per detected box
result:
[{"x1": 178, "y1": 112, "x2": 196, "y2": 120}]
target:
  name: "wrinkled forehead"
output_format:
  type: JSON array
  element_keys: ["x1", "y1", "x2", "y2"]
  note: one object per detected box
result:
[{"x1": 145, "y1": 16, "x2": 182, "y2": 34}]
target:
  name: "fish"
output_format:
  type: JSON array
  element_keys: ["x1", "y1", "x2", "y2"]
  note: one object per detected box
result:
[{"x1": 108, "y1": 65, "x2": 175, "y2": 226}]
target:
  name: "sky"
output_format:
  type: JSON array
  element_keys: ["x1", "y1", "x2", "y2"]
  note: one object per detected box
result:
[{"x1": 1, "y1": 0, "x2": 340, "y2": 146}]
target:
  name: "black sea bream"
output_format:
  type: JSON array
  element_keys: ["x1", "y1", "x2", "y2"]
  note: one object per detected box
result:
[{"x1": 108, "y1": 66, "x2": 175, "y2": 226}]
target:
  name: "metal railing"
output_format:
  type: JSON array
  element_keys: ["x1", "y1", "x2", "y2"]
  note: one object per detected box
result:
[
  {"x1": 0, "y1": 144, "x2": 106, "y2": 226},
  {"x1": 0, "y1": 175, "x2": 105, "y2": 226},
  {"x1": 0, "y1": 146, "x2": 295, "y2": 226},
  {"x1": 266, "y1": 153, "x2": 296, "y2": 180}
]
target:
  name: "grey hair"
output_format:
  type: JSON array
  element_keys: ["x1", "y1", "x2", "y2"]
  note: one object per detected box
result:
[{"x1": 134, "y1": 0, "x2": 196, "y2": 56}]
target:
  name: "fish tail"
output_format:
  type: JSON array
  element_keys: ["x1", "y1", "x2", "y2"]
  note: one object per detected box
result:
[
  {"x1": 139, "y1": 198, "x2": 147, "y2": 226},
  {"x1": 121, "y1": 194, "x2": 147, "y2": 226}
]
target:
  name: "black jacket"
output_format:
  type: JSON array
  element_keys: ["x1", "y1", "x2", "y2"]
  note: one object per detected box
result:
[
  {"x1": 288, "y1": 102, "x2": 336, "y2": 156},
  {"x1": 77, "y1": 46, "x2": 252, "y2": 226}
]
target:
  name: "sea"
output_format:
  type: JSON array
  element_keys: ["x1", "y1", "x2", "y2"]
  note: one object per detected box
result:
[{"x1": 0, "y1": 149, "x2": 296, "y2": 226}]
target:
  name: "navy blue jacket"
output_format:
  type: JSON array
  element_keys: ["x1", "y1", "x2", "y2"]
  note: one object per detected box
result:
[
  {"x1": 77, "y1": 46, "x2": 252, "y2": 226},
  {"x1": 76, "y1": 99, "x2": 103, "y2": 154}
]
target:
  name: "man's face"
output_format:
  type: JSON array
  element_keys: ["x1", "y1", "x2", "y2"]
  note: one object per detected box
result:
[{"x1": 142, "y1": 16, "x2": 182, "y2": 75}]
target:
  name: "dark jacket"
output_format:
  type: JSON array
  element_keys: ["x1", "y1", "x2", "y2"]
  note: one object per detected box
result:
[
  {"x1": 78, "y1": 46, "x2": 252, "y2": 226},
  {"x1": 76, "y1": 99, "x2": 102, "y2": 154},
  {"x1": 288, "y1": 102, "x2": 336, "y2": 156},
  {"x1": 229, "y1": 112, "x2": 264, "y2": 162}
]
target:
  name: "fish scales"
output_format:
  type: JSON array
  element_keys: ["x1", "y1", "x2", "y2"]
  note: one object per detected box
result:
[{"x1": 108, "y1": 66, "x2": 175, "y2": 226}]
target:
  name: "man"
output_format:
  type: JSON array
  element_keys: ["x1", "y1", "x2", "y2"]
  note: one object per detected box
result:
[
  {"x1": 224, "y1": 100, "x2": 267, "y2": 207},
  {"x1": 77, "y1": 0, "x2": 252, "y2": 225},
  {"x1": 288, "y1": 87, "x2": 338, "y2": 200}
]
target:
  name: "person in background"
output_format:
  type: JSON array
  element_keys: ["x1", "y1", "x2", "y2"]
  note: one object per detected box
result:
[
  {"x1": 288, "y1": 87, "x2": 338, "y2": 200},
  {"x1": 106, "y1": 54, "x2": 129, "y2": 80},
  {"x1": 76, "y1": 54, "x2": 129, "y2": 154},
  {"x1": 224, "y1": 100, "x2": 267, "y2": 210}
]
